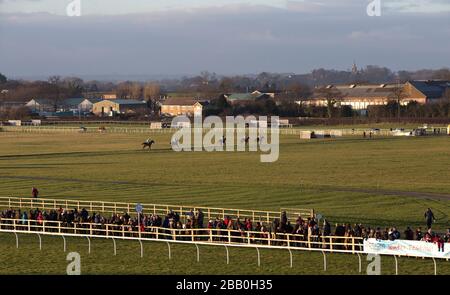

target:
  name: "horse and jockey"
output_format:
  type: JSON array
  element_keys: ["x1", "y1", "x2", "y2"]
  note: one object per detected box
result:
[{"x1": 142, "y1": 137, "x2": 155, "y2": 150}]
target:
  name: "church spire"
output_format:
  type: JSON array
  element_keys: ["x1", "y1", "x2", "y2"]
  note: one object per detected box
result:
[{"x1": 351, "y1": 61, "x2": 358, "y2": 75}]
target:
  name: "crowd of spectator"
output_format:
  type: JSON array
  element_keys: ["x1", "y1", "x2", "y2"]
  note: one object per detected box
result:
[{"x1": 0, "y1": 206, "x2": 449, "y2": 249}]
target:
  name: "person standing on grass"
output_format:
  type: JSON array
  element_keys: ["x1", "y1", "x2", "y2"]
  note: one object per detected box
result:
[
  {"x1": 31, "y1": 187, "x2": 39, "y2": 199},
  {"x1": 424, "y1": 208, "x2": 436, "y2": 229}
]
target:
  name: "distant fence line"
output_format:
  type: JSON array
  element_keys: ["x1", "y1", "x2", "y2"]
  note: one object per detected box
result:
[
  {"x1": 0, "y1": 125, "x2": 424, "y2": 136},
  {"x1": 0, "y1": 197, "x2": 314, "y2": 224}
]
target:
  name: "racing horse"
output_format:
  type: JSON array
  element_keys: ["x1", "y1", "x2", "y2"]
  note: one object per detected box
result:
[{"x1": 142, "y1": 138, "x2": 155, "y2": 150}]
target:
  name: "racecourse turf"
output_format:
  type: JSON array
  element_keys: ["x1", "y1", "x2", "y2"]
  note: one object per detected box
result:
[{"x1": 0, "y1": 130, "x2": 449, "y2": 275}]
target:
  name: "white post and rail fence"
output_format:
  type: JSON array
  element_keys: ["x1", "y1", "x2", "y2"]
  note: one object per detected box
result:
[{"x1": 0, "y1": 196, "x2": 448, "y2": 274}]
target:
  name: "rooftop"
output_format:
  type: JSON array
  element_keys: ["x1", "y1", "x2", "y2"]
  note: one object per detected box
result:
[
  {"x1": 162, "y1": 97, "x2": 208, "y2": 106},
  {"x1": 104, "y1": 99, "x2": 146, "y2": 105}
]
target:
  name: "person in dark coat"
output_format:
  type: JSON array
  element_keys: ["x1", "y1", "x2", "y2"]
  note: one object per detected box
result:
[
  {"x1": 32, "y1": 187, "x2": 39, "y2": 198},
  {"x1": 424, "y1": 208, "x2": 436, "y2": 229}
]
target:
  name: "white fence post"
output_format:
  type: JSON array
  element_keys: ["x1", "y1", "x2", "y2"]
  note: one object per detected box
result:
[
  {"x1": 112, "y1": 238, "x2": 117, "y2": 255},
  {"x1": 224, "y1": 245, "x2": 229, "y2": 265},
  {"x1": 288, "y1": 249, "x2": 293, "y2": 268},
  {"x1": 394, "y1": 256, "x2": 398, "y2": 275},
  {"x1": 432, "y1": 258, "x2": 437, "y2": 276},
  {"x1": 357, "y1": 253, "x2": 362, "y2": 273},
  {"x1": 166, "y1": 242, "x2": 171, "y2": 260},
  {"x1": 62, "y1": 235, "x2": 66, "y2": 252},
  {"x1": 195, "y1": 243, "x2": 200, "y2": 263},
  {"x1": 14, "y1": 232, "x2": 18, "y2": 249},
  {"x1": 86, "y1": 236, "x2": 91, "y2": 254},
  {"x1": 139, "y1": 239, "x2": 143, "y2": 258},
  {"x1": 322, "y1": 251, "x2": 327, "y2": 271},
  {"x1": 36, "y1": 233, "x2": 42, "y2": 250},
  {"x1": 256, "y1": 247, "x2": 261, "y2": 267}
]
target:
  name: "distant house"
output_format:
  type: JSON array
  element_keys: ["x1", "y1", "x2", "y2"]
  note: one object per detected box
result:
[
  {"x1": 92, "y1": 99, "x2": 147, "y2": 116},
  {"x1": 25, "y1": 97, "x2": 102, "y2": 115},
  {"x1": 25, "y1": 98, "x2": 55, "y2": 113},
  {"x1": 224, "y1": 91, "x2": 273, "y2": 104},
  {"x1": 160, "y1": 97, "x2": 209, "y2": 117},
  {"x1": 102, "y1": 93, "x2": 117, "y2": 100},
  {"x1": 63, "y1": 98, "x2": 86, "y2": 112},
  {"x1": 79, "y1": 98, "x2": 103, "y2": 113},
  {"x1": 85, "y1": 92, "x2": 117, "y2": 100},
  {"x1": 404, "y1": 80, "x2": 450, "y2": 103}
]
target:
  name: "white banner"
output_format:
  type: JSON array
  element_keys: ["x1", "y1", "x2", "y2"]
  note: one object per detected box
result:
[{"x1": 364, "y1": 238, "x2": 449, "y2": 259}]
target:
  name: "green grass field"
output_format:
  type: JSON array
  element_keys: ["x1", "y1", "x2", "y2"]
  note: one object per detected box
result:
[{"x1": 0, "y1": 130, "x2": 449, "y2": 275}]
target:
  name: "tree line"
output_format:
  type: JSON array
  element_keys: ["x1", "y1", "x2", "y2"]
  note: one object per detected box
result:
[{"x1": 1, "y1": 66, "x2": 450, "y2": 120}]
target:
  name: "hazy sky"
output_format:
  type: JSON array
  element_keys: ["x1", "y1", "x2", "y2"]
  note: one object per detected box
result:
[{"x1": 0, "y1": 0, "x2": 449, "y2": 78}]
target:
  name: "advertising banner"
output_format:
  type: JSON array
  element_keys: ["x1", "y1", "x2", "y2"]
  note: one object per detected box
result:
[{"x1": 364, "y1": 238, "x2": 449, "y2": 259}]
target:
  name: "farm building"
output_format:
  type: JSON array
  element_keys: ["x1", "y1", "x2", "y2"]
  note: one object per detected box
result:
[
  {"x1": 300, "y1": 84, "x2": 401, "y2": 112},
  {"x1": 299, "y1": 80, "x2": 450, "y2": 114},
  {"x1": 92, "y1": 99, "x2": 147, "y2": 116},
  {"x1": 160, "y1": 97, "x2": 209, "y2": 117},
  {"x1": 404, "y1": 80, "x2": 450, "y2": 103},
  {"x1": 224, "y1": 91, "x2": 274, "y2": 104},
  {"x1": 25, "y1": 98, "x2": 55, "y2": 113},
  {"x1": 78, "y1": 98, "x2": 103, "y2": 113},
  {"x1": 25, "y1": 97, "x2": 89, "y2": 114}
]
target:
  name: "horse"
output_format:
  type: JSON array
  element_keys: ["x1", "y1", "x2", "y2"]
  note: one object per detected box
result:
[
  {"x1": 142, "y1": 139, "x2": 155, "y2": 150},
  {"x1": 78, "y1": 127, "x2": 87, "y2": 133}
]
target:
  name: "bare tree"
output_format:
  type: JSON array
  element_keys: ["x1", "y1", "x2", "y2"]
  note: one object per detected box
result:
[
  {"x1": 48, "y1": 75, "x2": 62, "y2": 112},
  {"x1": 63, "y1": 77, "x2": 84, "y2": 97},
  {"x1": 130, "y1": 82, "x2": 143, "y2": 99},
  {"x1": 283, "y1": 82, "x2": 311, "y2": 102},
  {"x1": 316, "y1": 87, "x2": 343, "y2": 118},
  {"x1": 389, "y1": 84, "x2": 407, "y2": 119},
  {"x1": 143, "y1": 82, "x2": 161, "y2": 114},
  {"x1": 143, "y1": 82, "x2": 161, "y2": 101}
]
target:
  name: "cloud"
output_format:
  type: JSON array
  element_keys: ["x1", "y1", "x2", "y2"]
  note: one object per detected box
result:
[{"x1": 0, "y1": 3, "x2": 449, "y2": 77}]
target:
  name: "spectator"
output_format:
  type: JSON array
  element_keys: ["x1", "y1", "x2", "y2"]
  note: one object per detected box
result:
[
  {"x1": 31, "y1": 187, "x2": 39, "y2": 199},
  {"x1": 322, "y1": 219, "x2": 331, "y2": 236},
  {"x1": 197, "y1": 209, "x2": 204, "y2": 228},
  {"x1": 404, "y1": 227, "x2": 414, "y2": 240},
  {"x1": 388, "y1": 227, "x2": 400, "y2": 240},
  {"x1": 424, "y1": 208, "x2": 436, "y2": 229},
  {"x1": 415, "y1": 227, "x2": 423, "y2": 241},
  {"x1": 444, "y1": 229, "x2": 450, "y2": 243},
  {"x1": 21, "y1": 211, "x2": 28, "y2": 225},
  {"x1": 424, "y1": 228, "x2": 433, "y2": 242},
  {"x1": 433, "y1": 235, "x2": 445, "y2": 252}
]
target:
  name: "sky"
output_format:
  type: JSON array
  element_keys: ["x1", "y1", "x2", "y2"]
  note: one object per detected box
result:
[{"x1": 0, "y1": 0, "x2": 449, "y2": 79}]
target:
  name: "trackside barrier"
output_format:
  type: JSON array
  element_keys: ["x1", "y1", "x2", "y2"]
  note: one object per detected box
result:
[
  {"x1": 2, "y1": 126, "x2": 438, "y2": 137},
  {"x1": 0, "y1": 197, "x2": 314, "y2": 224},
  {"x1": 0, "y1": 218, "x2": 447, "y2": 274}
]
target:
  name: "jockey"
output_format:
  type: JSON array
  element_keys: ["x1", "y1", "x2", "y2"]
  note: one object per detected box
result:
[{"x1": 145, "y1": 137, "x2": 152, "y2": 144}]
